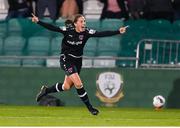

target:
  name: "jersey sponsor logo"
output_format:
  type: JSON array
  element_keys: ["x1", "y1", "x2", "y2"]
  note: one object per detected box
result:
[
  {"x1": 89, "y1": 29, "x2": 96, "y2": 34},
  {"x1": 67, "y1": 40, "x2": 83, "y2": 45},
  {"x1": 79, "y1": 35, "x2": 84, "y2": 40},
  {"x1": 96, "y1": 72, "x2": 124, "y2": 106}
]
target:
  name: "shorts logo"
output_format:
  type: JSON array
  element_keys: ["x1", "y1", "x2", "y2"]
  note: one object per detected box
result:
[
  {"x1": 96, "y1": 72, "x2": 124, "y2": 106},
  {"x1": 68, "y1": 67, "x2": 73, "y2": 73}
]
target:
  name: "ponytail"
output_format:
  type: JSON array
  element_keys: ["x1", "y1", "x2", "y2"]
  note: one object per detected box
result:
[{"x1": 65, "y1": 19, "x2": 74, "y2": 29}]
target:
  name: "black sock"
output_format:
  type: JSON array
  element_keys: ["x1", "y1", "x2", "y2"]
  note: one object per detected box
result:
[
  {"x1": 76, "y1": 86, "x2": 92, "y2": 110},
  {"x1": 46, "y1": 83, "x2": 64, "y2": 93}
]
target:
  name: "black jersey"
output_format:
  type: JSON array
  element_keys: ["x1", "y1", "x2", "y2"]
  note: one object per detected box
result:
[{"x1": 37, "y1": 21, "x2": 120, "y2": 56}]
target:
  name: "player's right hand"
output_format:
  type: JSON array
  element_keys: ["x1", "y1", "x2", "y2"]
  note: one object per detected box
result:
[{"x1": 31, "y1": 13, "x2": 39, "y2": 23}]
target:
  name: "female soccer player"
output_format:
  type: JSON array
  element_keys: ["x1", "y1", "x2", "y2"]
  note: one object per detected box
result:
[{"x1": 32, "y1": 13, "x2": 127, "y2": 115}]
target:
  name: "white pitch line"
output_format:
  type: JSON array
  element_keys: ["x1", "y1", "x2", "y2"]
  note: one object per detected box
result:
[{"x1": 0, "y1": 116, "x2": 180, "y2": 122}]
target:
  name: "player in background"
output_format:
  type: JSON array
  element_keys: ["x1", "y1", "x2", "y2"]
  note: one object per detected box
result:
[{"x1": 32, "y1": 13, "x2": 127, "y2": 115}]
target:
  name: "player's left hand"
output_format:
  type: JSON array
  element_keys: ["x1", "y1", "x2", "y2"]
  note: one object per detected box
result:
[
  {"x1": 119, "y1": 25, "x2": 129, "y2": 34},
  {"x1": 31, "y1": 13, "x2": 39, "y2": 23}
]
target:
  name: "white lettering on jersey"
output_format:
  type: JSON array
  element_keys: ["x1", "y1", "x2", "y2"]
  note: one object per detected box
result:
[{"x1": 67, "y1": 40, "x2": 83, "y2": 45}]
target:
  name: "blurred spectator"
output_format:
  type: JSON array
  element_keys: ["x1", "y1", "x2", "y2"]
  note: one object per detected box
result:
[
  {"x1": 6, "y1": 0, "x2": 32, "y2": 20},
  {"x1": 144, "y1": 0, "x2": 173, "y2": 22},
  {"x1": 27, "y1": 0, "x2": 36, "y2": 14},
  {"x1": 99, "y1": 0, "x2": 129, "y2": 20},
  {"x1": 172, "y1": 0, "x2": 180, "y2": 20},
  {"x1": 56, "y1": 0, "x2": 64, "y2": 18},
  {"x1": 59, "y1": 0, "x2": 83, "y2": 19},
  {"x1": 36, "y1": 0, "x2": 57, "y2": 20},
  {"x1": 76, "y1": 0, "x2": 84, "y2": 14},
  {"x1": 127, "y1": 0, "x2": 146, "y2": 19}
]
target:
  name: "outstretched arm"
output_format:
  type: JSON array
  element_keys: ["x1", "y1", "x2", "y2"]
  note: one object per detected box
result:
[
  {"x1": 31, "y1": 13, "x2": 66, "y2": 34},
  {"x1": 89, "y1": 26, "x2": 128, "y2": 37}
]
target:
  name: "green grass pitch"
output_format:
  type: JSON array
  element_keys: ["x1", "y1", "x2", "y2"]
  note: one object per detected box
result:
[{"x1": 0, "y1": 105, "x2": 180, "y2": 126}]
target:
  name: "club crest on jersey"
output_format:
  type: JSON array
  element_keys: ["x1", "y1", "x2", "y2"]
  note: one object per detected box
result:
[
  {"x1": 96, "y1": 72, "x2": 124, "y2": 106},
  {"x1": 79, "y1": 35, "x2": 84, "y2": 40}
]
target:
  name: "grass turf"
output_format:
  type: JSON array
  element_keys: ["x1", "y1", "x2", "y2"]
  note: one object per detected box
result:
[{"x1": 0, "y1": 105, "x2": 180, "y2": 126}]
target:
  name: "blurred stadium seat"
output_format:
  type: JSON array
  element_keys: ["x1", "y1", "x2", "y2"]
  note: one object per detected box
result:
[
  {"x1": 148, "y1": 19, "x2": 172, "y2": 32},
  {"x1": 172, "y1": 20, "x2": 180, "y2": 34},
  {"x1": 172, "y1": 20, "x2": 180, "y2": 40},
  {"x1": 27, "y1": 36, "x2": 50, "y2": 56},
  {"x1": 0, "y1": 37, "x2": 3, "y2": 55},
  {"x1": 4, "y1": 36, "x2": 26, "y2": 55},
  {"x1": 7, "y1": 18, "x2": 23, "y2": 36},
  {"x1": 83, "y1": 38, "x2": 98, "y2": 67},
  {"x1": 146, "y1": 19, "x2": 173, "y2": 40},
  {"x1": 32, "y1": 18, "x2": 55, "y2": 37},
  {"x1": 97, "y1": 37, "x2": 121, "y2": 56},
  {"x1": 55, "y1": 18, "x2": 66, "y2": 26},
  {"x1": 124, "y1": 19, "x2": 148, "y2": 33},
  {"x1": 50, "y1": 36, "x2": 62, "y2": 56},
  {"x1": 0, "y1": 20, "x2": 7, "y2": 38},
  {"x1": 54, "y1": 19, "x2": 65, "y2": 37},
  {"x1": 94, "y1": 37, "x2": 121, "y2": 67},
  {"x1": 100, "y1": 19, "x2": 124, "y2": 31},
  {"x1": 41, "y1": 17, "x2": 54, "y2": 23},
  {"x1": 86, "y1": 19, "x2": 101, "y2": 31},
  {"x1": 84, "y1": 38, "x2": 98, "y2": 56},
  {"x1": 24, "y1": 36, "x2": 50, "y2": 66},
  {"x1": 120, "y1": 33, "x2": 141, "y2": 57}
]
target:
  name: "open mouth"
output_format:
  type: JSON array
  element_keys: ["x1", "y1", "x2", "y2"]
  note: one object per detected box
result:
[{"x1": 81, "y1": 26, "x2": 85, "y2": 31}]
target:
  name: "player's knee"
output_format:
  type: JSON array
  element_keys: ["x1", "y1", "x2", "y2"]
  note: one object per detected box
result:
[
  {"x1": 74, "y1": 81, "x2": 83, "y2": 89},
  {"x1": 63, "y1": 84, "x2": 72, "y2": 90}
]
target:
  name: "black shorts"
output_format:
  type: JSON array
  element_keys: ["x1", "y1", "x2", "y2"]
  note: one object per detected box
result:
[{"x1": 60, "y1": 54, "x2": 82, "y2": 76}]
